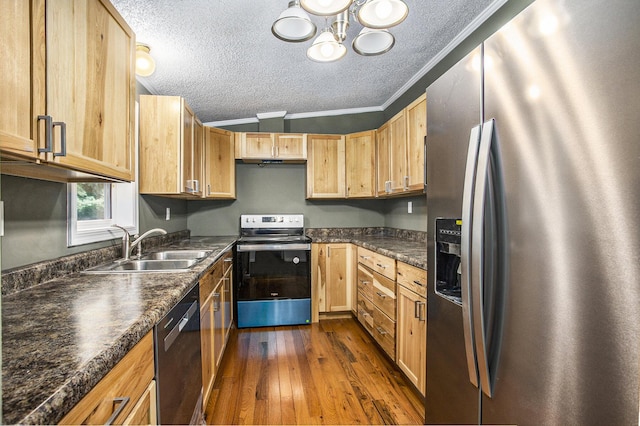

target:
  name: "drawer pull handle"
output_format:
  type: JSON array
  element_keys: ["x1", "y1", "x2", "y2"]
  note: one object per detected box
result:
[
  {"x1": 376, "y1": 263, "x2": 387, "y2": 268},
  {"x1": 359, "y1": 255, "x2": 370, "y2": 260},
  {"x1": 413, "y1": 279, "x2": 424, "y2": 286},
  {"x1": 376, "y1": 326, "x2": 388, "y2": 335},
  {"x1": 376, "y1": 291, "x2": 386, "y2": 299},
  {"x1": 223, "y1": 258, "x2": 233, "y2": 263},
  {"x1": 360, "y1": 280, "x2": 370, "y2": 285},
  {"x1": 105, "y1": 396, "x2": 130, "y2": 425}
]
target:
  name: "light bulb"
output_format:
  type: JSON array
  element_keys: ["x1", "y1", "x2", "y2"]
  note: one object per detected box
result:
[
  {"x1": 319, "y1": 0, "x2": 332, "y2": 6},
  {"x1": 320, "y1": 43, "x2": 335, "y2": 57},
  {"x1": 375, "y1": 0, "x2": 392, "y2": 19}
]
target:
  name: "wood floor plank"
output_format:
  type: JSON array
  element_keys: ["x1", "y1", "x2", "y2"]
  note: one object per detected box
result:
[{"x1": 207, "y1": 318, "x2": 423, "y2": 425}]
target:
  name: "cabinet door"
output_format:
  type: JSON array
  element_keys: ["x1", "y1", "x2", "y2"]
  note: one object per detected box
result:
[
  {"x1": 405, "y1": 93, "x2": 426, "y2": 192},
  {"x1": 306, "y1": 134, "x2": 345, "y2": 198},
  {"x1": 396, "y1": 284, "x2": 426, "y2": 395},
  {"x1": 240, "y1": 132, "x2": 275, "y2": 159},
  {"x1": 326, "y1": 244, "x2": 351, "y2": 312},
  {"x1": 275, "y1": 133, "x2": 307, "y2": 159},
  {"x1": 345, "y1": 130, "x2": 376, "y2": 198},
  {"x1": 192, "y1": 117, "x2": 204, "y2": 196},
  {"x1": 123, "y1": 380, "x2": 157, "y2": 425},
  {"x1": 389, "y1": 110, "x2": 407, "y2": 193},
  {"x1": 213, "y1": 280, "x2": 225, "y2": 369},
  {"x1": 376, "y1": 122, "x2": 391, "y2": 196},
  {"x1": 46, "y1": 0, "x2": 135, "y2": 181},
  {"x1": 222, "y1": 256, "x2": 233, "y2": 337},
  {"x1": 139, "y1": 95, "x2": 182, "y2": 194},
  {"x1": 0, "y1": 0, "x2": 44, "y2": 160},
  {"x1": 182, "y1": 104, "x2": 200, "y2": 195},
  {"x1": 201, "y1": 293, "x2": 215, "y2": 408},
  {"x1": 204, "y1": 126, "x2": 236, "y2": 199}
]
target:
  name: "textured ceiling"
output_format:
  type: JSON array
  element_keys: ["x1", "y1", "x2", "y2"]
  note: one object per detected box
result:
[{"x1": 111, "y1": 0, "x2": 499, "y2": 124}]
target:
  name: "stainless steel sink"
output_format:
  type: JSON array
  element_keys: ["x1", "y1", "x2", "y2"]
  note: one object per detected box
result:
[
  {"x1": 83, "y1": 259, "x2": 199, "y2": 274},
  {"x1": 142, "y1": 250, "x2": 211, "y2": 261}
]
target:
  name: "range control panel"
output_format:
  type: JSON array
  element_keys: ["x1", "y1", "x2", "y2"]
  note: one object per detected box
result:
[{"x1": 240, "y1": 214, "x2": 304, "y2": 229}]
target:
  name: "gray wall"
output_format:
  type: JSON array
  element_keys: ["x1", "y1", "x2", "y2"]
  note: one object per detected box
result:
[
  {"x1": 0, "y1": 175, "x2": 188, "y2": 270},
  {"x1": 187, "y1": 162, "x2": 390, "y2": 235}
]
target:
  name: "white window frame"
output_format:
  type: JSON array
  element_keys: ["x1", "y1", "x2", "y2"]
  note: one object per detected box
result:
[{"x1": 67, "y1": 102, "x2": 139, "y2": 247}]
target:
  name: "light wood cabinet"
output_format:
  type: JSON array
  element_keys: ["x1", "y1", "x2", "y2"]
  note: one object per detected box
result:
[
  {"x1": 312, "y1": 243, "x2": 354, "y2": 319},
  {"x1": 139, "y1": 95, "x2": 203, "y2": 197},
  {"x1": 60, "y1": 332, "x2": 155, "y2": 425},
  {"x1": 1, "y1": 0, "x2": 135, "y2": 182},
  {"x1": 396, "y1": 262, "x2": 427, "y2": 395},
  {"x1": 203, "y1": 126, "x2": 236, "y2": 199},
  {"x1": 376, "y1": 93, "x2": 426, "y2": 197},
  {"x1": 200, "y1": 251, "x2": 233, "y2": 411},
  {"x1": 405, "y1": 93, "x2": 427, "y2": 192},
  {"x1": 345, "y1": 130, "x2": 376, "y2": 198},
  {"x1": 237, "y1": 132, "x2": 307, "y2": 161},
  {"x1": 123, "y1": 381, "x2": 157, "y2": 425},
  {"x1": 356, "y1": 247, "x2": 397, "y2": 359},
  {"x1": 306, "y1": 134, "x2": 345, "y2": 199}
]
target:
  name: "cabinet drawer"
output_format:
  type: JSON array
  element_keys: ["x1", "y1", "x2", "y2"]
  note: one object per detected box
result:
[
  {"x1": 357, "y1": 264, "x2": 374, "y2": 301},
  {"x1": 60, "y1": 332, "x2": 154, "y2": 425},
  {"x1": 357, "y1": 247, "x2": 396, "y2": 280},
  {"x1": 373, "y1": 305, "x2": 396, "y2": 359},
  {"x1": 396, "y1": 262, "x2": 427, "y2": 298},
  {"x1": 200, "y1": 258, "x2": 224, "y2": 305},
  {"x1": 372, "y1": 273, "x2": 396, "y2": 320},
  {"x1": 357, "y1": 291, "x2": 375, "y2": 334}
]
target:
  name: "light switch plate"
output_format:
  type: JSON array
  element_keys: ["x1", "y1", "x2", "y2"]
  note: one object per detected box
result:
[
  {"x1": 408, "y1": 201, "x2": 413, "y2": 214},
  {"x1": 165, "y1": 207, "x2": 171, "y2": 221},
  {"x1": 0, "y1": 201, "x2": 4, "y2": 236}
]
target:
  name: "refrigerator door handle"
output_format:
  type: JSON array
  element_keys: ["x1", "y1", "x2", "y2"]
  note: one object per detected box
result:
[
  {"x1": 471, "y1": 118, "x2": 504, "y2": 398},
  {"x1": 461, "y1": 124, "x2": 482, "y2": 388}
]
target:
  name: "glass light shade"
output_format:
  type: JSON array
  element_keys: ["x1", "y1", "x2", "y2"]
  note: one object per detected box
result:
[
  {"x1": 300, "y1": 0, "x2": 352, "y2": 16},
  {"x1": 357, "y1": 0, "x2": 408, "y2": 29},
  {"x1": 306, "y1": 29, "x2": 347, "y2": 62},
  {"x1": 135, "y1": 44, "x2": 155, "y2": 77},
  {"x1": 272, "y1": 1, "x2": 317, "y2": 42},
  {"x1": 352, "y1": 27, "x2": 395, "y2": 56}
]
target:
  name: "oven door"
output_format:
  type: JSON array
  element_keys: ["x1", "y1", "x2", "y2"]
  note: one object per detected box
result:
[{"x1": 236, "y1": 243, "x2": 311, "y2": 328}]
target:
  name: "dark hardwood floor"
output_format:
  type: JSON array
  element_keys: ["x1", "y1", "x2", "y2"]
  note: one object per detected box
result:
[{"x1": 205, "y1": 318, "x2": 424, "y2": 425}]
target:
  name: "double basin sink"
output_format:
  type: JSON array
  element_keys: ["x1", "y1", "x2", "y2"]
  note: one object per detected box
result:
[{"x1": 83, "y1": 250, "x2": 212, "y2": 274}]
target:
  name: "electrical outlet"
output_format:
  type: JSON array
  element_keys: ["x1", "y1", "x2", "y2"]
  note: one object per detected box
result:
[
  {"x1": 165, "y1": 207, "x2": 171, "y2": 221},
  {"x1": 408, "y1": 201, "x2": 413, "y2": 214}
]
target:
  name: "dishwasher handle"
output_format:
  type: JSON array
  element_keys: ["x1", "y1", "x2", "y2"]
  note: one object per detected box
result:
[{"x1": 164, "y1": 300, "x2": 198, "y2": 352}]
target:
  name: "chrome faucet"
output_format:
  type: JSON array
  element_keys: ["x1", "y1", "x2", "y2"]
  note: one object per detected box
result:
[{"x1": 112, "y1": 225, "x2": 168, "y2": 260}]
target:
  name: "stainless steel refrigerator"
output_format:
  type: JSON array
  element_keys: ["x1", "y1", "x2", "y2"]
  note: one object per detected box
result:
[{"x1": 425, "y1": 0, "x2": 640, "y2": 424}]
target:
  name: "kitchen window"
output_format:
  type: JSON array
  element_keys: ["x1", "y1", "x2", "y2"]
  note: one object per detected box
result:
[{"x1": 67, "y1": 180, "x2": 138, "y2": 246}]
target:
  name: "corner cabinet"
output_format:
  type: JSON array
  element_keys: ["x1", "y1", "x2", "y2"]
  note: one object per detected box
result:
[
  {"x1": 203, "y1": 126, "x2": 236, "y2": 199},
  {"x1": 312, "y1": 243, "x2": 354, "y2": 320},
  {"x1": 396, "y1": 261, "x2": 427, "y2": 395},
  {"x1": 237, "y1": 132, "x2": 307, "y2": 162},
  {"x1": 1, "y1": 0, "x2": 135, "y2": 182},
  {"x1": 306, "y1": 134, "x2": 345, "y2": 199},
  {"x1": 139, "y1": 95, "x2": 203, "y2": 197}
]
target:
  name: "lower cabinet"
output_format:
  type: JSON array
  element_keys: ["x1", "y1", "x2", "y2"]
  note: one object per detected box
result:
[
  {"x1": 200, "y1": 250, "x2": 233, "y2": 412},
  {"x1": 396, "y1": 261, "x2": 427, "y2": 395},
  {"x1": 59, "y1": 332, "x2": 155, "y2": 425},
  {"x1": 356, "y1": 247, "x2": 397, "y2": 360},
  {"x1": 312, "y1": 243, "x2": 354, "y2": 319}
]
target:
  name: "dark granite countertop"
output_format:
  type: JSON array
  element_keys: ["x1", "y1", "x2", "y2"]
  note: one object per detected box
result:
[
  {"x1": 2, "y1": 228, "x2": 426, "y2": 424},
  {"x1": 2, "y1": 236, "x2": 236, "y2": 425}
]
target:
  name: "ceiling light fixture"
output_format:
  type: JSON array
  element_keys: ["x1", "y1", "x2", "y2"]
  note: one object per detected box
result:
[
  {"x1": 271, "y1": 0, "x2": 317, "y2": 42},
  {"x1": 135, "y1": 43, "x2": 156, "y2": 77},
  {"x1": 273, "y1": 0, "x2": 408, "y2": 62}
]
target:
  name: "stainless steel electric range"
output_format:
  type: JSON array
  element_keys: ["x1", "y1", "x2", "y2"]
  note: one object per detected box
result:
[{"x1": 235, "y1": 214, "x2": 312, "y2": 328}]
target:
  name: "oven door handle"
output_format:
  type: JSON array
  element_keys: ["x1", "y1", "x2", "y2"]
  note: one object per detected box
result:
[{"x1": 237, "y1": 243, "x2": 311, "y2": 252}]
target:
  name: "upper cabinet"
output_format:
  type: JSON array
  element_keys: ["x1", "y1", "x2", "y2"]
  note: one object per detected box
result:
[
  {"x1": 346, "y1": 130, "x2": 376, "y2": 198},
  {"x1": 139, "y1": 95, "x2": 203, "y2": 197},
  {"x1": 306, "y1": 134, "x2": 345, "y2": 199},
  {"x1": 1, "y1": 0, "x2": 135, "y2": 182},
  {"x1": 377, "y1": 93, "x2": 426, "y2": 196},
  {"x1": 237, "y1": 132, "x2": 306, "y2": 162},
  {"x1": 203, "y1": 126, "x2": 236, "y2": 199}
]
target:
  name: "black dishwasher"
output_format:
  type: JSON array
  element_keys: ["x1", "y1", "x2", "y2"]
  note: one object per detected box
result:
[{"x1": 154, "y1": 283, "x2": 202, "y2": 424}]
